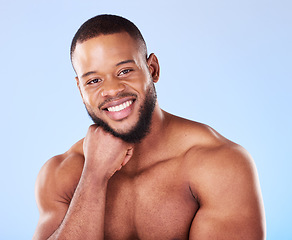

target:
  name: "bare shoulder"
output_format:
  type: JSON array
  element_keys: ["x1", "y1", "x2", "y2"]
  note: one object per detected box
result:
[
  {"x1": 170, "y1": 116, "x2": 265, "y2": 238},
  {"x1": 168, "y1": 114, "x2": 254, "y2": 167},
  {"x1": 168, "y1": 114, "x2": 265, "y2": 238},
  {"x1": 171, "y1": 116, "x2": 260, "y2": 195},
  {"x1": 33, "y1": 139, "x2": 85, "y2": 239},
  {"x1": 179, "y1": 119, "x2": 259, "y2": 191},
  {"x1": 185, "y1": 138, "x2": 260, "y2": 200},
  {"x1": 35, "y1": 139, "x2": 85, "y2": 210}
]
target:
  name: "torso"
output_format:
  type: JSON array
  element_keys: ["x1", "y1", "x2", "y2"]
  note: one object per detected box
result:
[
  {"x1": 60, "y1": 114, "x2": 229, "y2": 239},
  {"x1": 104, "y1": 154, "x2": 199, "y2": 240}
]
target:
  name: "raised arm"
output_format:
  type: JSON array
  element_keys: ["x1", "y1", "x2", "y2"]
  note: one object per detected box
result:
[
  {"x1": 33, "y1": 125, "x2": 133, "y2": 240},
  {"x1": 188, "y1": 144, "x2": 265, "y2": 240}
]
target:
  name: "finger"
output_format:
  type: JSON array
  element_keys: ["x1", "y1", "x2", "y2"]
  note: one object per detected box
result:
[
  {"x1": 89, "y1": 124, "x2": 98, "y2": 131},
  {"x1": 121, "y1": 147, "x2": 134, "y2": 166}
]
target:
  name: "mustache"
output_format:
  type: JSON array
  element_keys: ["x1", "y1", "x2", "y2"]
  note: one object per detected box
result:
[{"x1": 98, "y1": 92, "x2": 137, "y2": 109}]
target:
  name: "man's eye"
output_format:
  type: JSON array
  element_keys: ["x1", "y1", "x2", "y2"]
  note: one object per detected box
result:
[
  {"x1": 119, "y1": 69, "x2": 132, "y2": 76},
  {"x1": 87, "y1": 79, "x2": 100, "y2": 85}
]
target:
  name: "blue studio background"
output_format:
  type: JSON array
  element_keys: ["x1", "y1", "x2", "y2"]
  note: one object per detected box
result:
[{"x1": 1, "y1": 0, "x2": 291, "y2": 239}]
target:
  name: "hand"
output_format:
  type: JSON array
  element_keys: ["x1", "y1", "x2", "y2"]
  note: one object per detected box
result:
[{"x1": 83, "y1": 125, "x2": 133, "y2": 180}]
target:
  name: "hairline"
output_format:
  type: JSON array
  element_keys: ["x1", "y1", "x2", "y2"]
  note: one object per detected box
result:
[{"x1": 71, "y1": 31, "x2": 148, "y2": 74}]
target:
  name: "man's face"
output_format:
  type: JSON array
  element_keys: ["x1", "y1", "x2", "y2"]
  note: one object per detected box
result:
[{"x1": 72, "y1": 32, "x2": 159, "y2": 143}]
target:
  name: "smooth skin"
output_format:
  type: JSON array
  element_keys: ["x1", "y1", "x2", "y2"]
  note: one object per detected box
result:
[{"x1": 33, "y1": 32, "x2": 265, "y2": 239}]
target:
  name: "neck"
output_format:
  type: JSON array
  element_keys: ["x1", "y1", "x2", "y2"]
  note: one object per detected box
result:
[
  {"x1": 124, "y1": 105, "x2": 172, "y2": 173},
  {"x1": 136, "y1": 105, "x2": 165, "y2": 145}
]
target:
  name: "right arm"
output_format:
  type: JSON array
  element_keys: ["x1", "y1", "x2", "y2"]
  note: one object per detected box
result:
[{"x1": 33, "y1": 125, "x2": 133, "y2": 240}]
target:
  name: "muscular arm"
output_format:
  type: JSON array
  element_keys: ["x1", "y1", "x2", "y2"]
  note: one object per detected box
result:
[
  {"x1": 33, "y1": 154, "x2": 108, "y2": 240},
  {"x1": 188, "y1": 144, "x2": 265, "y2": 240},
  {"x1": 33, "y1": 126, "x2": 133, "y2": 240}
]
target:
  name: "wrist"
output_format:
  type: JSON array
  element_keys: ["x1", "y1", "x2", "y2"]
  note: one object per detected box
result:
[{"x1": 81, "y1": 164, "x2": 110, "y2": 188}]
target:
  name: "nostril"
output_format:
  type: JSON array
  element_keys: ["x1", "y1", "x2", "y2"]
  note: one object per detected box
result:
[{"x1": 101, "y1": 83, "x2": 126, "y2": 97}]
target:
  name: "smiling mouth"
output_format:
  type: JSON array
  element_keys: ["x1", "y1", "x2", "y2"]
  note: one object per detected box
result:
[{"x1": 107, "y1": 100, "x2": 134, "y2": 112}]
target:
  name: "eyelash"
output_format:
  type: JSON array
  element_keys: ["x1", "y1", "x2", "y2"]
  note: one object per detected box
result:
[
  {"x1": 119, "y1": 69, "x2": 133, "y2": 76},
  {"x1": 86, "y1": 69, "x2": 133, "y2": 85},
  {"x1": 87, "y1": 79, "x2": 101, "y2": 85}
]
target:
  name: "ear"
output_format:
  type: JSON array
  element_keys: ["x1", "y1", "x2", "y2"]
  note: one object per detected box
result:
[
  {"x1": 75, "y1": 76, "x2": 85, "y2": 103},
  {"x1": 147, "y1": 53, "x2": 160, "y2": 83}
]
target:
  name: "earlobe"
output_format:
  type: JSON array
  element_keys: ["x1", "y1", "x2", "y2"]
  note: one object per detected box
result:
[{"x1": 147, "y1": 53, "x2": 160, "y2": 83}]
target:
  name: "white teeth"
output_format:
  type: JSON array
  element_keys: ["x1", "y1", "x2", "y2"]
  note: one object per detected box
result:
[{"x1": 107, "y1": 100, "x2": 133, "y2": 112}]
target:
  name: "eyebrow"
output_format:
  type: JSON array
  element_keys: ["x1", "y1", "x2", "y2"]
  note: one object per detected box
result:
[
  {"x1": 81, "y1": 71, "x2": 98, "y2": 79},
  {"x1": 116, "y1": 59, "x2": 135, "y2": 66}
]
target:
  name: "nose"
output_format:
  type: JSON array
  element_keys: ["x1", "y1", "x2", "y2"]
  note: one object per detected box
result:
[{"x1": 101, "y1": 77, "x2": 126, "y2": 97}]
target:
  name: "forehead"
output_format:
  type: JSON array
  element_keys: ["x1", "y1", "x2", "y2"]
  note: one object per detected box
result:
[{"x1": 72, "y1": 32, "x2": 144, "y2": 75}]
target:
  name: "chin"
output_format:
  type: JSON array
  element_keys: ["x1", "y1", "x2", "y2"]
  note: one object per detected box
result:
[
  {"x1": 85, "y1": 82, "x2": 157, "y2": 143},
  {"x1": 109, "y1": 117, "x2": 139, "y2": 133}
]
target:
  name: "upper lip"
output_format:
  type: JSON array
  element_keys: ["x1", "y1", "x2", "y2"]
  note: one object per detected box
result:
[{"x1": 99, "y1": 96, "x2": 136, "y2": 110}]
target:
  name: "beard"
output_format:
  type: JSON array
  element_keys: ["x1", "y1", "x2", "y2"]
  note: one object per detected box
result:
[{"x1": 84, "y1": 82, "x2": 157, "y2": 143}]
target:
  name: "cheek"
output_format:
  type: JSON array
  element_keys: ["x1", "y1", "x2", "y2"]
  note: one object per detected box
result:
[
  {"x1": 130, "y1": 73, "x2": 152, "y2": 93},
  {"x1": 81, "y1": 88, "x2": 100, "y2": 106}
]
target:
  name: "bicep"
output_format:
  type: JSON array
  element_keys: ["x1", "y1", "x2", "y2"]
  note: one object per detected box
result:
[
  {"x1": 189, "y1": 146, "x2": 265, "y2": 239},
  {"x1": 33, "y1": 207, "x2": 68, "y2": 240},
  {"x1": 33, "y1": 156, "x2": 72, "y2": 239},
  {"x1": 189, "y1": 205, "x2": 264, "y2": 240}
]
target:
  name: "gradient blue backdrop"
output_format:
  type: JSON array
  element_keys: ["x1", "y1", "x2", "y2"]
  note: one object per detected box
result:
[{"x1": 1, "y1": 0, "x2": 291, "y2": 239}]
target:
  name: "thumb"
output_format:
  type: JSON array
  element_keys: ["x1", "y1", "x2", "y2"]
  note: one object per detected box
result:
[{"x1": 121, "y1": 147, "x2": 134, "y2": 166}]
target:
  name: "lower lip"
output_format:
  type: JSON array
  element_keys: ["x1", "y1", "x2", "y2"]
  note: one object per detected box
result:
[{"x1": 104, "y1": 101, "x2": 135, "y2": 121}]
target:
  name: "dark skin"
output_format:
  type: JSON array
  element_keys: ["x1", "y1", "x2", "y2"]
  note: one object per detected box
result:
[{"x1": 33, "y1": 32, "x2": 265, "y2": 239}]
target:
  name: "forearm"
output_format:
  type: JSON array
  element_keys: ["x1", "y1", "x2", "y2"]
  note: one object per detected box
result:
[
  {"x1": 34, "y1": 126, "x2": 133, "y2": 240},
  {"x1": 48, "y1": 172, "x2": 108, "y2": 240}
]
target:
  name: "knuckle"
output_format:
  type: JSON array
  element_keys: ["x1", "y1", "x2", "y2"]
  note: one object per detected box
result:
[{"x1": 88, "y1": 124, "x2": 98, "y2": 132}]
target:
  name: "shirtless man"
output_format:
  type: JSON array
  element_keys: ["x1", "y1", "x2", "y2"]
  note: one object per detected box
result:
[{"x1": 33, "y1": 14, "x2": 265, "y2": 239}]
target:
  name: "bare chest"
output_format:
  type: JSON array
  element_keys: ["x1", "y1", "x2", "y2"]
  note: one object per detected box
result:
[{"x1": 104, "y1": 160, "x2": 199, "y2": 240}]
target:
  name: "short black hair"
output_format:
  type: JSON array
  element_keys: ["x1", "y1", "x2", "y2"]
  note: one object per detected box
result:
[{"x1": 70, "y1": 14, "x2": 147, "y2": 63}]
